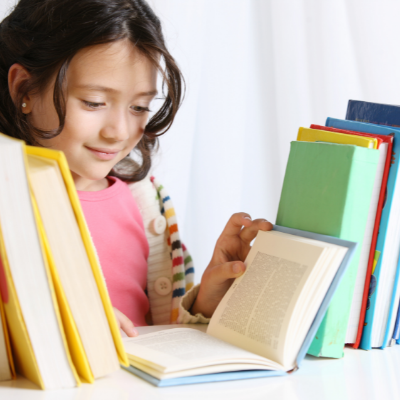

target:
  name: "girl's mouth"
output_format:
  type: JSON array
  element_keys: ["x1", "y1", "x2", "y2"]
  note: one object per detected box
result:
[{"x1": 85, "y1": 146, "x2": 120, "y2": 161}]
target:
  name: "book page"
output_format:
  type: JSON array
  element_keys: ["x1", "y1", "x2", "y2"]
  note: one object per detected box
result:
[
  {"x1": 27, "y1": 155, "x2": 119, "y2": 378},
  {"x1": 217, "y1": 252, "x2": 307, "y2": 341},
  {"x1": 0, "y1": 312, "x2": 11, "y2": 381},
  {"x1": 207, "y1": 231, "x2": 324, "y2": 367},
  {"x1": 124, "y1": 328, "x2": 281, "y2": 374},
  {"x1": 346, "y1": 142, "x2": 387, "y2": 343}
]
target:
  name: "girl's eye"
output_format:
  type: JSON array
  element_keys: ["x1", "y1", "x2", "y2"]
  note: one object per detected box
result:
[
  {"x1": 83, "y1": 100, "x2": 105, "y2": 109},
  {"x1": 131, "y1": 105, "x2": 151, "y2": 114}
]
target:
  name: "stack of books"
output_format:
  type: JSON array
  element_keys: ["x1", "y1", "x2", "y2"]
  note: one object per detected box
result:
[
  {"x1": 277, "y1": 100, "x2": 400, "y2": 357},
  {"x1": 0, "y1": 133, "x2": 362, "y2": 388},
  {"x1": 2, "y1": 100, "x2": 400, "y2": 389},
  {"x1": 108, "y1": 100, "x2": 400, "y2": 386},
  {"x1": 0, "y1": 134, "x2": 128, "y2": 389}
]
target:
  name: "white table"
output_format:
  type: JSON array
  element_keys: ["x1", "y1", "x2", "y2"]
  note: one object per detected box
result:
[{"x1": 1, "y1": 330, "x2": 400, "y2": 400}]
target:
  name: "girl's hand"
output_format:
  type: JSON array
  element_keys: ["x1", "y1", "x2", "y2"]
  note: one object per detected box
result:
[
  {"x1": 191, "y1": 213, "x2": 273, "y2": 318},
  {"x1": 113, "y1": 307, "x2": 139, "y2": 337}
]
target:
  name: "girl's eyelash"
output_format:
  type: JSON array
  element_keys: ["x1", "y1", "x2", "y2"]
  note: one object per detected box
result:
[
  {"x1": 131, "y1": 106, "x2": 151, "y2": 113},
  {"x1": 83, "y1": 100, "x2": 104, "y2": 109},
  {"x1": 82, "y1": 101, "x2": 150, "y2": 113}
]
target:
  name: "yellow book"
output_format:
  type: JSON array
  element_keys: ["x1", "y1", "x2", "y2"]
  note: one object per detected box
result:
[
  {"x1": 0, "y1": 255, "x2": 15, "y2": 382},
  {"x1": 0, "y1": 133, "x2": 79, "y2": 389},
  {"x1": 297, "y1": 127, "x2": 378, "y2": 149},
  {"x1": 25, "y1": 147, "x2": 128, "y2": 374},
  {"x1": 32, "y1": 197, "x2": 93, "y2": 383},
  {"x1": 0, "y1": 226, "x2": 43, "y2": 387}
]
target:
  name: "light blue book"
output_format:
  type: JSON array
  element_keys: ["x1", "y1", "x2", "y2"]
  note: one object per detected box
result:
[
  {"x1": 122, "y1": 225, "x2": 357, "y2": 387},
  {"x1": 392, "y1": 298, "x2": 400, "y2": 341},
  {"x1": 326, "y1": 117, "x2": 400, "y2": 350}
]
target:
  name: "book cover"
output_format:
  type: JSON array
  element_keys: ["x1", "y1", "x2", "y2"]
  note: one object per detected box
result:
[
  {"x1": 326, "y1": 117, "x2": 400, "y2": 349},
  {"x1": 0, "y1": 245, "x2": 15, "y2": 381},
  {"x1": 276, "y1": 141, "x2": 379, "y2": 358},
  {"x1": 310, "y1": 124, "x2": 393, "y2": 348},
  {"x1": 0, "y1": 223, "x2": 45, "y2": 388},
  {"x1": 122, "y1": 365, "x2": 285, "y2": 387},
  {"x1": 346, "y1": 100, "x2": 400, "y2": 128},
  {"x1": 310, "y1": 125, "x2": 384, "y2": 148},
  {"x1": 394, "y1": 298, "x2": 400, "y2": 341},
  {"x1": 297, "y1": 127, "x2": 378, "y2": 149}
]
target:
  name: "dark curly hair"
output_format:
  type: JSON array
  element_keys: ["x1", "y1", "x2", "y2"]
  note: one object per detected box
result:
[{"x1": 0, "y1": 0, "x2": 184, "y2": 182}]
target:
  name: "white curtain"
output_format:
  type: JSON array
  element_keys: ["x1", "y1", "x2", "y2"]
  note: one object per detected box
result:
[
  {"x1": 2, "y1": 1, "x2": 400, "y2": 280},
  {"x1": 148, "y1": 0, "x2": 400, "y2": 280}
]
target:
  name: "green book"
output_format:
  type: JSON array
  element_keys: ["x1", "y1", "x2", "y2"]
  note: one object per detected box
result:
[{"x1": 276, "y1": 141, "x2": 379, "y2": 358}]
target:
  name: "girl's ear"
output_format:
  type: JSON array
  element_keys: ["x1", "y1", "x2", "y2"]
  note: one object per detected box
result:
[{"x1": 8, "y1": 63, "x2": 32, "y2": 114}]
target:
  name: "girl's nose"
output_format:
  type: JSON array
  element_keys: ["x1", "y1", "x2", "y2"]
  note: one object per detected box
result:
[{"x1": 100, "y1": 110, "x2": 131, "y2": 142}]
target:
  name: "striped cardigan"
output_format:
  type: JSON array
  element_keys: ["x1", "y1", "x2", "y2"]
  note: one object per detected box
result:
[{"x1": 128, "y1": 175, "x2": 206, "y2": 325}]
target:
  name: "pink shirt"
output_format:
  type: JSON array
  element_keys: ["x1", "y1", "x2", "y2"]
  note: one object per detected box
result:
[{"x1": 78, "y1": 177, "x2": 149, "y2": 326}]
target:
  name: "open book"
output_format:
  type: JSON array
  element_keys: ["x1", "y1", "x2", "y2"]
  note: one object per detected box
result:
[{"x1": 123, "y1": 226, "x2": 357, "y2": 386}]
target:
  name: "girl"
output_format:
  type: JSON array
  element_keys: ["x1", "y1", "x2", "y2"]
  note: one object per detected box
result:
[{"x1": 0, "y1": 0, "x2": 272, "y2": 336}]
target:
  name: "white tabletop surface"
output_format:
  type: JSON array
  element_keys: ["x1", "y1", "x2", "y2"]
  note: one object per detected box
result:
[{"x1": 1, "y1": 325, "x2": 400, "y2": 400}]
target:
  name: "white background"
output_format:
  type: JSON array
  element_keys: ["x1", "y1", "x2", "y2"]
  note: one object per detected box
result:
[{"x1": 2, "y1": 0, "x2": 400, "y2": 280}]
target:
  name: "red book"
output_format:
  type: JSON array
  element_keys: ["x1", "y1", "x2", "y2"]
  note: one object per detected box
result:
[{"x1": 310, "y1": 124, "x2": 393, "y2": 348}]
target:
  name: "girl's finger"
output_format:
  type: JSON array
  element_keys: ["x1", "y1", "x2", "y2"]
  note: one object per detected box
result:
[
  {"x1": 121, "y1": 317, "x2": 138, "y2": 337},
  {"x1": 205, "y1": 261, "x2": 246, "y2": 285},
  {"x1": 219, "y1": 212, "x2": 253, "y2": 238},
  {"x1": 114, "y1": 308, "x2": 138, "y2": 337},
  {"x1": 239, "y1": 219, "x2": 273, "y2": 244}
]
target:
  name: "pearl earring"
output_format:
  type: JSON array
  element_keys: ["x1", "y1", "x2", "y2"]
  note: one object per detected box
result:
[{"x1": 22, "y1": 103, "x2": 27, "y2": 108}]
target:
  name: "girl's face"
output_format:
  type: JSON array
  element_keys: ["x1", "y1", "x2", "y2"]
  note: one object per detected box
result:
[{"x1": 29, "y1": 39, "x2": 158, "y2": 191}]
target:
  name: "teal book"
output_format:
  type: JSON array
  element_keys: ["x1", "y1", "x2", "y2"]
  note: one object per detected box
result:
[{"x1": 276, "y1": 141, "x2": 379, "y2": 358}]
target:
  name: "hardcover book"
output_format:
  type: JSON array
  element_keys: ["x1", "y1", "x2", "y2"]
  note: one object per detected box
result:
[
  {"x1": 336, "y1": 107, "x2": 400, "y2": 349},
  {"x1": 276, "y1": 141, "x2": 379, "y2": 358},
  {"x1": 0, "y1": 133, "x2": 78, "y2": 389},
  {"x1": 346, "y1": 100, "x2": 400, "y2": 128},
  {"x1": 0, "y1": 133, "x2": 128, "y2": 388},
  {"x1": 309, "y1": 124, "x2": 392, "y2": 347}
]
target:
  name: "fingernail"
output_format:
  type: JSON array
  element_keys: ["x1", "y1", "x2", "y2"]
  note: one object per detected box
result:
[
  {"x1": 130, "y1": 328, "x2": 139, "y2": 337},
  {"x1": 244, "y1": 216, "x2": 252, "y2": 221},
  {"x1": 233, "y1": 263, "x2": 242, "y2": 274}
]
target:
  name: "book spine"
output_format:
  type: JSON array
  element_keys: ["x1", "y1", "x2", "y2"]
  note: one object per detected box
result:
[
  {"x1": 393, "y1": 298, "x2": 400, "y2": 340},
  {"x1": 387, "y1": 272, "x2": 400, "y2": 344},
  {"x1": 346, "y1": 100, "x2": 400, "y2": 128},
  {"x1": 381, "y1": 263, "x2": 400, "y2": 348}
]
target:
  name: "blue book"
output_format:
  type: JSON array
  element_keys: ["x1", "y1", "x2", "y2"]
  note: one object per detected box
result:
[
  {"x1": 326, "y1": 116, "x2": 400, "y2": 349},
  {"x1": 122, "y1": 226, "x2": 356, "y2": 387},
  {"x1": 346, "y1": 100, "x2": 400, "y2": 128},
  {"x1": 392, "y1": 299, "x2": 400, "y2": 341}
]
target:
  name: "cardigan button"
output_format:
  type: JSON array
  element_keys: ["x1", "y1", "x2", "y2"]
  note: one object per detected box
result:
[
  {"x1": 154, "y1": 277, "x2": 172, "y2": 296},
  {"x1": 151, "y1": 215, "x2": 167, "y2": 235}
]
